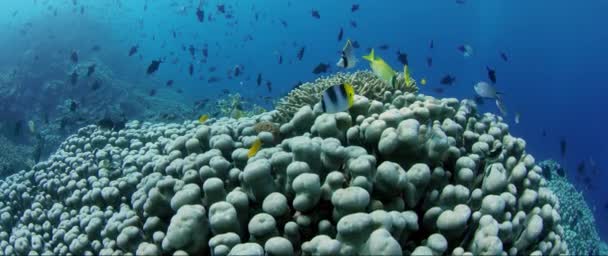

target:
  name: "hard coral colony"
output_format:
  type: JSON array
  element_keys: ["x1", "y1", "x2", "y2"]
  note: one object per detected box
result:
[{"x1": 0, "y1": 72, "x2": 571, "y2": 255}]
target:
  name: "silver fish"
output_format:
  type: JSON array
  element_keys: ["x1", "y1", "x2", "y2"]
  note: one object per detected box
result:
[
  {"x1": 496, "y1": 98, "x2": 508, "y2": 116},
  {"x1": 474, "y1": 81, "x2": 499, "y2": 99},
  {"x1": 337, "y1": 40, "x2": 357, "y2": 69}
]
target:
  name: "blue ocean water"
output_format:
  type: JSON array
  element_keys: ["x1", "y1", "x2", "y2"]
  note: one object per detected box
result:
[{"x1": 1, "y1": 0, "x2": 607, "y2": 242}]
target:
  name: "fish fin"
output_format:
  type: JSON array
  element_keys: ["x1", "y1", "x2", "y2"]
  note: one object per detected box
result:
[
  {"x1": 343, "y1": 83, "x2": 355, "y2": 107},
  {"x1": 247, "y1": 139, "x2": 262, "y2": 158},
  {"x1": 343, "y1": 39, "x2": 352, "y2": 52},
  {"x1": 403, "y1": 65, "x2": 411, "y2": 83},
  {"x1": 362, "y1": 48, "x2": 375, "y2": 62}
]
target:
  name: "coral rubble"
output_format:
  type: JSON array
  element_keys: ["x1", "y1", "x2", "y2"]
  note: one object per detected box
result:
[{"x1": 540, "y1": 160, "x2": 605, "y2": 256}]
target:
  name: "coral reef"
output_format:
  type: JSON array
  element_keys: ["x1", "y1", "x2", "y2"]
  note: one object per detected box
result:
[
  {"x1": 273, "y1": 71, "x2": 418, "y2": 122},
  {"x1": 0, "y1": 75, "x2": 568, "y2": 255},
  {"x1": 216, "y1": 93, "x2": 267, "y2": 119},
  {"x1": 0, "y1": 59, "x2": 193, "y2": 170},
  {"x1": 540, "y1": 160, "x2": 605, "y2": 255},
  {"x1": 0, "y1": 135, "x2": 34, "y2": 178}
]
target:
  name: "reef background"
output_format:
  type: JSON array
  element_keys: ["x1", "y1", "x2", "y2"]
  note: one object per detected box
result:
[{"x1": 0, "y1": 0, "x2": 607, "y2": 240}]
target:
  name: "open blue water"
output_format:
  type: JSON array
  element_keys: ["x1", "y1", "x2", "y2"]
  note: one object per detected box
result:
[{"x1": 1, "y1": 0, "x2": 607, "y2": 241}]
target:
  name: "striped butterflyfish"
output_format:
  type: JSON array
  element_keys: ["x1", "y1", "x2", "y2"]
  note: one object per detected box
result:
[
  {"x1": 337, "y1": 39, "x2": 357, "y2": 69},
  {"x1": 321, "y1": 83, "x2": 355, "y2": 113}
]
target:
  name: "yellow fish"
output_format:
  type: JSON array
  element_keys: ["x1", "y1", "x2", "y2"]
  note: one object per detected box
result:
[
  {"x1": 420, "y1": 78, "x2": 427, "y2": 86},
  {"x1": 362, "y1": 49, "x2": 397, "y2": 85},
  {"x1": 247, "y1": 138, "x2": 262, "y2": 158},
  {"x1": 403, "y1": 65, "x2": 413, "y2": 85},
  {"x1": 198, "y1": 114, "x2": 209, "y2": 123}
]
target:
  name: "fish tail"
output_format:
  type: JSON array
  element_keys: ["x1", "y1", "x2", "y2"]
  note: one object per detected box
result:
[
  {"x1": 403, "y1": 65, "x2": 411, "y2": 83},
  {"x1": 362, "y1": 48, "x2": 375, "y2": 62}
]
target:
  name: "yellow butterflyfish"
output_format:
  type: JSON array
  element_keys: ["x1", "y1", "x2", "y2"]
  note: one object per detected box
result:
[
  {"x1": 247, "y1": 138, "x2": 262, "y2": 158},
  {"x1": 421, "y1": 78, "x2": 427, "y2": 86},
  {"x1": 362, "y1": 49, "x2": 397, "y2": 85},
  {"x1": 198, "y1": 114, "x2": 209, "y2": 123}
]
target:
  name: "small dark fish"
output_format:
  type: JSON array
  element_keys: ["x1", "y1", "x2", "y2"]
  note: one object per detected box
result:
[
  {"x1": 202, "y1": 46, "x2": 208, "y2": 58},
  {"x1": 257, "y1": 73, "x2": 262, "y2": 86},
  {"x1": 430, "y1": 40, "x2": 434, "y2": 49},
  {"x1": 80, "y1": 6, "x2": 84, "y2": 14},
  {"x1": 189, "y1": 63, "x2": 194, "y2": 76},
  {"x1": 146, "y1": 59, "x2": 162, "y2": 75},
  {"x1": 337, "y1": 27, "x2": 343, "y2": 41},
  {"x1": 70, "y1": 71, "x2": 78, "y2": 85},
  {"x1": 456, "y1": 0, "x2": 466, "y2": 4},
  {"x1": 172, "y1": 30, "x2": 177, "y2": 38},
  {"x1": 433, "y1": 87, "x2": 445, "y2": 94},
  {"x1": 208, "y1": 77, "x2": 220, "y2": 83},
  {"x1": 91, "y1": 80, "x2": 101, "y2": 91},
  {"x1": 217, "y1": 4, "x2": 225, "y2": 14},
  {"x1": 351, "y1": 4, "x2": 359, "y2": 12},
  {"x1": 128, "y1": 45, "x2": 138, "y2": 56},
  {"x1": 188, "y1": 45, "x2": 195, "y2": 58},
  {"x1": 542, "y1": 129, "x2": 547, "y2": 137},
  {"x1": 487, "y1": 66, "x2": 496, "y2": 84},
  {"x1": 266, "y1": 81, "x2": 272, "y2": 92},
  {"x1": 280, "y1": 19, "x2": 288, "y2": 28},
  {"x1": 500, "y1": 52, "x2": 508, "y2": 62},
  {"x1": 14, "y1": 120, "x2": 22, "y2": 137},
  {"x1": 222, "y1": 89, "x2": 230, "y2": 94},
  {"x1": 351, "y1": 41, "x2": 360, "y2": 48},
  {"x1": 91, "y1": 45, "x2": 101, "y2": 52},
  {"x1": 426, "y1": 57, "x2": 433, "y2": 67},
  {"x1": 97, "y1": 117, "x2": 114, "y2": 130},
  {"x1": 33, "y1": 136, "x2": 43, "y2": 163},
  {"x1": 69, "y1": 100, "x2": 78, "y2": 112},
  {"x1": 378, "y1": 44, "x2": 389, "y2": 50},
  {"x1": 560, "y1": 137, "x2": 567, "y2": 158},
  {"x1": 577, "y1": 161, "x2": 586, "y2": 175},
  {"x1": 278, "y1": 55, "x2": 283, "y2": 64},
  {"x1": 439, "y1": 74, "x2": 456, "y2": 85},
  {"x1": 350, "y1": 20, "x2": 357, "y2": 28},
  {"x1": 208, "y1": 66, "x2": 216, "y2": 72},
  {"x1": 87, "y1": 64, "x2": 96, "y2": 77},
  {"x1": 166, "y1": 80, "x2": 174, "y2": 87},
  {"x1": 70, "y1": 51, "x2": 78, "y2": 63},
  {"x1": 311, "y1": 9, "x2": 320, "y2": 19},
  {"x1": 234, "y1": 66, "x2": 241, "y2": 77},
  {"x1": 149, "y1": 89, "x2": 157, "y2": 96},
  {"x1": 297, "y1": 47, "x2": 305, "y2": 60},
  {"x1": 396, "y1": 51, "x2": 408, "y2": 65},
  {"x1": 196, "y1": 8, "x2": 204, "y2": 22},
  {"x1": 312, "y1": 63, "x2": 330, "y2": 74},
  {"x1": 176, "y1": 88, "x2": 183, "y2": 94}
]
